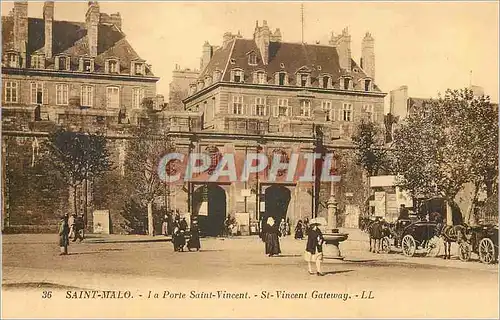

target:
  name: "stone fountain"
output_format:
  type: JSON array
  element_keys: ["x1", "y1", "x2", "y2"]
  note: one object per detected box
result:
[{"x1": 320, "y1": 195, "x2": 349, "y2": 259}]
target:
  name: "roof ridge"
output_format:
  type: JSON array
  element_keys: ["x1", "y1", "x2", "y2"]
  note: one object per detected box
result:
[{"x1": 221, "y1": 38, "x2": 237, "y2": 81}]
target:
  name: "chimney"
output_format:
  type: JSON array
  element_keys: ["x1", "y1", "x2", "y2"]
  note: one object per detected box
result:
[
  {"x1": 270, "y1": 28, "x2": 282, "y2": 42},
  {"x1": 85, "y1": 1, "x2": 100, "y2": 57},
  {"x1": 13, "y1": 0, "x2": 28, "y2": 66},
  {"x1": 329, "y1": 27, "x2": 351, "y2": 72},
  {"x1": 110, "y1": 13, "x2": 122, "y2": 30},
  {"x1": 222, "y1": 32, "x2": 234, "y2": 48},
  {"x1": 200, "y1": 41, "x2": 213, "y2": 71},
  {"x1": 43, "y1": 1, "x2": 54, "y2": 58},
  {"x1": 253, "y1": 20, "x2": 270, "y2": 65},
  {"x1": 361, "y1": 32, "x2": 375, "y2": 79}
]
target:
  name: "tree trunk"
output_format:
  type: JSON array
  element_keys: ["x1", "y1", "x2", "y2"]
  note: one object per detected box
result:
[
  {"x1": 83, "y1": 179, "x2": 88, "y2": 229},
  {"x1": 73, "y1": 185, "x2": 78, "y2": 216},
  {"x1": 446, "y1": 200, "x2": 453, "y2": 226},
  {"x1": 147, "y1": 201, "x2": 154, "y2": 236}
]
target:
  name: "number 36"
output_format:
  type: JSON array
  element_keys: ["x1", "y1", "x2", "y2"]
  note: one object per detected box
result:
[{"x1": 42, "y1": 291, "x2": 52, "y2": 299}]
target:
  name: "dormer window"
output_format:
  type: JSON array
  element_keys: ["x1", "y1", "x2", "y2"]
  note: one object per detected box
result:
[
  {"x1": 254, "y1": 71, "x2": 266, "y2": 84},
  {"x1": 230, "y1": 58, "x2": 236, "y2": 64},
  {"x1": 106, "y1": 59, "x2": 120, "y2": 74},
  {"x1": 340, "y1": 77, "x2": 352, "y2": 90},
  {"x1": 299, "y1": 74, "x2": 309, "y2": 87},
  {"x1": 321, "y1": 75, "x2": 331, "y2": 89},
  {"x1": 364, "y1": 79, "x2": 372, "y2": 91},
  {"x1": 280, "y1": 63, "x2": 285, "y2": 68},
  {"x1": 317, "y1": 65, "x2": 322, "y2": 71},
  {"x1": 278, "y1": 72, "x2": 287, "y2": 86},
  {"x1": 231, "y1": 69, "x2": 244, "y2": 83},
  {"x1": 248, "y1": 53, "x2": 257, "y2": 65},
  {"x1": 7, "y1": 53, "x2": 19, "y2": 68},
  {"x1": 30, "y1": 55, "x2": 44, "y2": 69},
  {"x1": 213, "y1": 70, "x2": 221, "y2": 82},
  {"x1": 204, "y1": 76, "x2": 213, "y2": 86},
  {"x1": 80, "y1": 57, "x2": 94, "y2": 72},
  {"x1": 134, "y1": 62, "x2": 144, "y2": 75},
  {"x1": 56, "y1": 56, "x2": 70, "y2": 71}
]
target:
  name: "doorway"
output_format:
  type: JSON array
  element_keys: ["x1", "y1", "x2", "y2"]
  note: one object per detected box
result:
[
  {"x1": 192, "y1": 183, "x2": 227, "y2": 236},
  {"x1": 263, "y1": 184, "x2": 291, "y2": 225}
]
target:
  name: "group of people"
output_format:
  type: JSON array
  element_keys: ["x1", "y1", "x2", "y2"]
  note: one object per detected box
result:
[
  {"x1": 172, "y1": 215, "x2": 201, "y2": 252},
  {"x1": 261, "y1": 216, "x2": 326, "y2": 276},
  {"x1": 58, "y1": 213, "x2": 85, "y2": 255}
]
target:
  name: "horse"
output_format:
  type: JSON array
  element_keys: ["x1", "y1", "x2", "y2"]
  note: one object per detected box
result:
[
  {"x1": 438, "y1": 223, "x2": 471, "y2": 259},
  {"x1": 368, "y1": 220, "x2": 392, "y2": 253}
]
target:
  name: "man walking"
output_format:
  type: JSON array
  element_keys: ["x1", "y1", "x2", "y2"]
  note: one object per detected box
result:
[{"x1": 58, "y1": 213, "x2": 70, "y2": 255}]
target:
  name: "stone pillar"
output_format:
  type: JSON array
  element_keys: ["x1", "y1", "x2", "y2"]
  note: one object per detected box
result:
[{"x1": 327, "y1": 195, "x2": 338, "y2": 232}]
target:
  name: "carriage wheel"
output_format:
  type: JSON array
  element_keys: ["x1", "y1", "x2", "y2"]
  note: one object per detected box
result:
[
  {"x1": 402, "y1": 235, "x2": 416, "y2": 257},
  {"x1": 479, "y1": 238, "x2": 496, "y2": 264},
  {"x1": 458, "y1": 242, "x2": 471, "y2": 262},
  {"x1": 380, "y1": 237, "x2": 391, "y2": 253},
  {"x1": 426, "y1": 236, "x2": 441, "y2": 258}
]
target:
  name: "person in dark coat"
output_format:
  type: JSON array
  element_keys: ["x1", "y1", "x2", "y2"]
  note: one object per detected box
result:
[
  {"x1": 304, "y1": 219, "x2": 325, "y2": 276},
  {"x1": 187, "y1": 220, "x2": 201, "y2": 251},
  {"x1": 58, "y1": 214, "x2": 70, "y2": 255},
  {"x1": 264, "y1": 216, "x2": 281, "y2": 256},
  {"x1": 294, "y1": 220, "x2": 304, "y2": 239},
  {"x1": 172, "y1": 226, "x2": 186, "y2": 252},
  {"x1": 179, "y1": 217, "x2": 188, "y2": 231}
]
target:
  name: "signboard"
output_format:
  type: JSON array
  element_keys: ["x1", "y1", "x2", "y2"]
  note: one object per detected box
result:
[
  {"x1": 198, "y1": 201, "x2": 208, "y2": 216},
  {"x1": 93, "y1": 210, "x2": 110, "y2": 234}
]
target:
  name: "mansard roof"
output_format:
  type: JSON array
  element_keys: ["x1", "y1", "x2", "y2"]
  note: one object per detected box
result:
[
  {"x1": 199, "y1": 38, "x2": 381, "y2": 91},
  {"x1": 1, "y1": 15, "x2": 154, "y2": 76}
]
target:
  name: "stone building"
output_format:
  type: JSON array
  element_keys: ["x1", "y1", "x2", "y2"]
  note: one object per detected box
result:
[
  {"x1": 174, "y1": 21, "x2": 386, "y2": 235},
  {"x1": 1, "y1": 1, "x2": 163, "y2": 231},
  {"x1": 168, "y1": 64, "x2": 199, "y2": 110}
]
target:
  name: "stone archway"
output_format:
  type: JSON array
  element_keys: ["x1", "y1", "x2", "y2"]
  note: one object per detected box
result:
[
  {"x1": 192, "y1": 183, "x2": 227, "y2": 236},
  {"x1": 264, "y1": 184, "x2": 291, "y2": 225}
]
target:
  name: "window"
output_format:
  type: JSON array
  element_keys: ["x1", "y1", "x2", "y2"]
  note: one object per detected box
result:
[
  {"x1": 5, "y1": 81, "x2": 18, "y2": 103},
  {"x1": 342, "y1": 103, "x2": 353, "y2": 121},
  {"x1": 81, "y1": 85, "x2": 94, "y2": 107},
  {"x1": 134, "y1": 63, "x2": 144, "y2": 75},
  {"x1": 56, "y1": 84, "x2": 69, "y2": 105},
  {"x1": 108, "y1": 60, "x2": 118, "y2": 73},
  {"x1": 233, "y1": 70, "x2": 243, "y2": 83},
  {"x1": 322, "y1": 76, "x2": 330, "y2": 89},
  {"x1": 343, "y1": 78, "x2": 351, "y2": 90},
  {"x1": 132, "y1": 88, "x2": 145, "y2": 109},
  {"x1": 230, "y1": 58, "x2": 236, "y2": 64},
  {"x1": 232, "y1": 96, "x2": 243, "y2": 114},
  {"x1": 83, "y1": 59, "x2": 92, "y2": 72},
  {"x1": 277, "y1": 98, "x2": 289, "y2": 116},
  {"x1": 317, "y1": 65, "x2": 322, "y2": 71},
  {"x1": 248, "y1": 53, "x2": 257, "y2": 65},
  {"x1": 300, "y1": 74, "x2": 308, "y2": 87},
  {"x1": 7, "y1": 53, "x2": 18, "y2": 68},
  {"x1": 364, "y1": 104, "x2": 374, "y2": 121},
  {"x1": 322, "y1": 101, "x2": 333, "y2": 121},
  {"x1": 278, "y1": 72, "x2": 286, "y2": 86},
  {"x1": 280, "y1": 63, "x2": 285, "y2": 68},
  {"x1": 57, "y1": 56, "x2": 69, "y2": 71},
  {"x1": 364, "y1": 79, "x2": 371, "y2": 91},
  {"x1": 30, "y1": 82, "x2": 43, "y2": 105},
  {"x1": 255, "y1": 97, "x2": 266, "y2": 116},
  {"x1": 300, "y1": 100, "x2": 311, "y2": 117},
  {"x1": 31, "y1": 55, "x2": 43, "y2": 69},
  {"x1": 106, "y1": 86, "x2": 120, "y2": 109},
  {"x1": 257, "y1": 72, "x2": 266, "y2": 84}
]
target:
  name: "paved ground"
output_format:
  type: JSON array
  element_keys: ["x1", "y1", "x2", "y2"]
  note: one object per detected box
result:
[{"x1": 2, "y1": 228, "x2": 499, "y2": 318}]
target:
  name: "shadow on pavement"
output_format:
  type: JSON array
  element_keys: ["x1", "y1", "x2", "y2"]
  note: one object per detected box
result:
[
  {"x1": 2, "y1": 282, "x2": 87, "y2": 291},
  {"x1": 324, "y1": 269, "x2": 354, "y2": 275},
  {"x1": 85, "y1": 238, "x2": 172, "y2": 244}
]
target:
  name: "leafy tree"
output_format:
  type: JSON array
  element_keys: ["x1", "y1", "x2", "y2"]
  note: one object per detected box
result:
[
  {"x1": 46, "y1": 128, "x2": 113, "y2": 225},
  {"x1": 125, "y1": 118, "x2": 175, "y2": 236},
  {"x1": 393, "y1": 88, "x2": 498, "y2": 220},
  {"x1": 351, "y1": 118, "x2": 390, "y2": 177}
]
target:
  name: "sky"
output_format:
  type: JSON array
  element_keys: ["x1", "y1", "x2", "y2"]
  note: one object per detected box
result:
[{"x1": 2, "y1": 1, "x2": 499, "y2": 107}]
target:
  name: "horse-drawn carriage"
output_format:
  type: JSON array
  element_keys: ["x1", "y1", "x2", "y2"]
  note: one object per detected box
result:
[
  {"x1": 397, "y1": 219, "x2": 440, "y2": 257},
  {"x1": 458, "y1": 225, "x2": 498, "y2": 264}
]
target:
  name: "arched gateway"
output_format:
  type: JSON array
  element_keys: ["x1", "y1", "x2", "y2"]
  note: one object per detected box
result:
[
  {"x1": 192, "y1": 184, "x2": 227, "y2": 236},
  {"x1": 263, "y1": 184, "x2": 291, "y2": 225}
]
